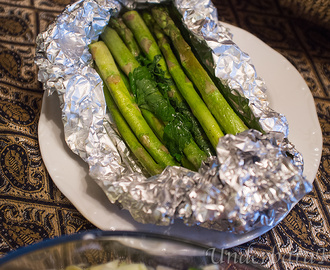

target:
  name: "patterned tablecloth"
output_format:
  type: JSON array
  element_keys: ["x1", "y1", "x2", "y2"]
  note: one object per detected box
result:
[{"x1": 0, "y1": 0, "x2": 329, "y2": 269}]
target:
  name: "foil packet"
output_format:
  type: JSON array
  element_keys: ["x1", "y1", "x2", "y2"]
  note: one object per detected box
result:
[{"x1": 35, "y1": 0, "x2": 312, "y2": 233}]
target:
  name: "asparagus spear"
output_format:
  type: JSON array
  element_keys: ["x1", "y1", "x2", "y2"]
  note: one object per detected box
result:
[
  {"x1": 101, "y1": 27, "x2": 140, "y2": 76},
  {"x1": 131, "y1": 65, "x2": 207, "y2": 170},
  {"x1": 109, "y1": 17, "x2": 141, "y2": 58},
  {"x1": 181, "y1": 156, "x2": 198, "y2": 171},
  {"x1": 119, "y1": 69, "x2": 199, "y2": 171},
  {"x1": 100, "y1": 64, "x2": 164, "y2": 174},
  {"x1": 151, "y1": 6, "x2": 248, "y2": 135},
  {"x1": 153, "y1": 23, "x2": 224, "y2": 149},
  {"x1": 140, "y1": 108, "x2": 165, "y2": 142},
  {"x1": 124, "y1": 11, "x2": 215, "y2": 156},
  {"x1": 103, "y1": 84, "x2": 163, "y2": 176},
  {"x1": 89, "y1": 41, "x2": 178, "y2": 168},
  {"x1": 122, "y1": 10, "x2": 181, "y2": 110},
  {"x1": 122, "y1": 10, "x2": 169, "y2": 75},
  {"x1": 101, "y1": 28, "x2": 207, "y2": 168},
  {"x1": 119, "y1": 65, "x2": 167, "y2": 144}
]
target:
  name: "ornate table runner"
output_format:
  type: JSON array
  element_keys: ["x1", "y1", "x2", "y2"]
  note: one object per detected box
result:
[{"x1": 0, "y1": 0, "x2": 329, "y2": 269}]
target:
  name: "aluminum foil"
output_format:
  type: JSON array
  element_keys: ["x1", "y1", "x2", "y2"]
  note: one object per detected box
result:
[{"x1": 35, "y1": 0, "x2": 312, "y2": 233}]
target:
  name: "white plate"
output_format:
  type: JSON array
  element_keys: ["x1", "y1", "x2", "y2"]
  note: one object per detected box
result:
[{"x1": 38, "y1": 22, "x2": 322, "y2": 249}]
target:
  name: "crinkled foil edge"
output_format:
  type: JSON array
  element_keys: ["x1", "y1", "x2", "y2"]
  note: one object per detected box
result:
[{"x1": 35, "y1": 0, "x2": 312, "y2": 233}]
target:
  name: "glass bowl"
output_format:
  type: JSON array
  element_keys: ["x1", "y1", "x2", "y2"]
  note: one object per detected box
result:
[{"x1": 0, "y1": 230, "x2": 266, "y2": 270}]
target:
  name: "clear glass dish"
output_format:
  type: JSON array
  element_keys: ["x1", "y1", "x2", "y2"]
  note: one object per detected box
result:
[{"x1": 0, "y1": 230, "x2": 266, "y2": 270}]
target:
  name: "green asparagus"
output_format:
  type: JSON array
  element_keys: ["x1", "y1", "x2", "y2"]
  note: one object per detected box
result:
[
  {"x1": 103, "y1": 84, "x2": 163, "y2": 176},
  {"x1": 89, "y1": 41, "x2": 178, "y2": 168},
  {"x1": 109, "y1": 17, "x2": 141, "y2": 58},
  {"x1": 151, "y1": 6, "x2": 248, "y2": 135},
  {"x1": 153, "y1": 23, "x2": 224, "y2": 149},
  {"x1": 120, "y1": 69, "x2": 199, "y2": 171},
  {"x1": 118, "y1": 66, "x2": 166, "y2": 143},
  {"x1": 89, "y1": 5, "x2": 257, "y2": 174},
  {"x1": 126, "y1": 10, "x2": 215, "y2": 155},
  {"x1": 122, "y1": 10, "x2": 168, "y2": 74},
  {"x1": 101, "y1": 28, "x2": 207, "y2": 168}
]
